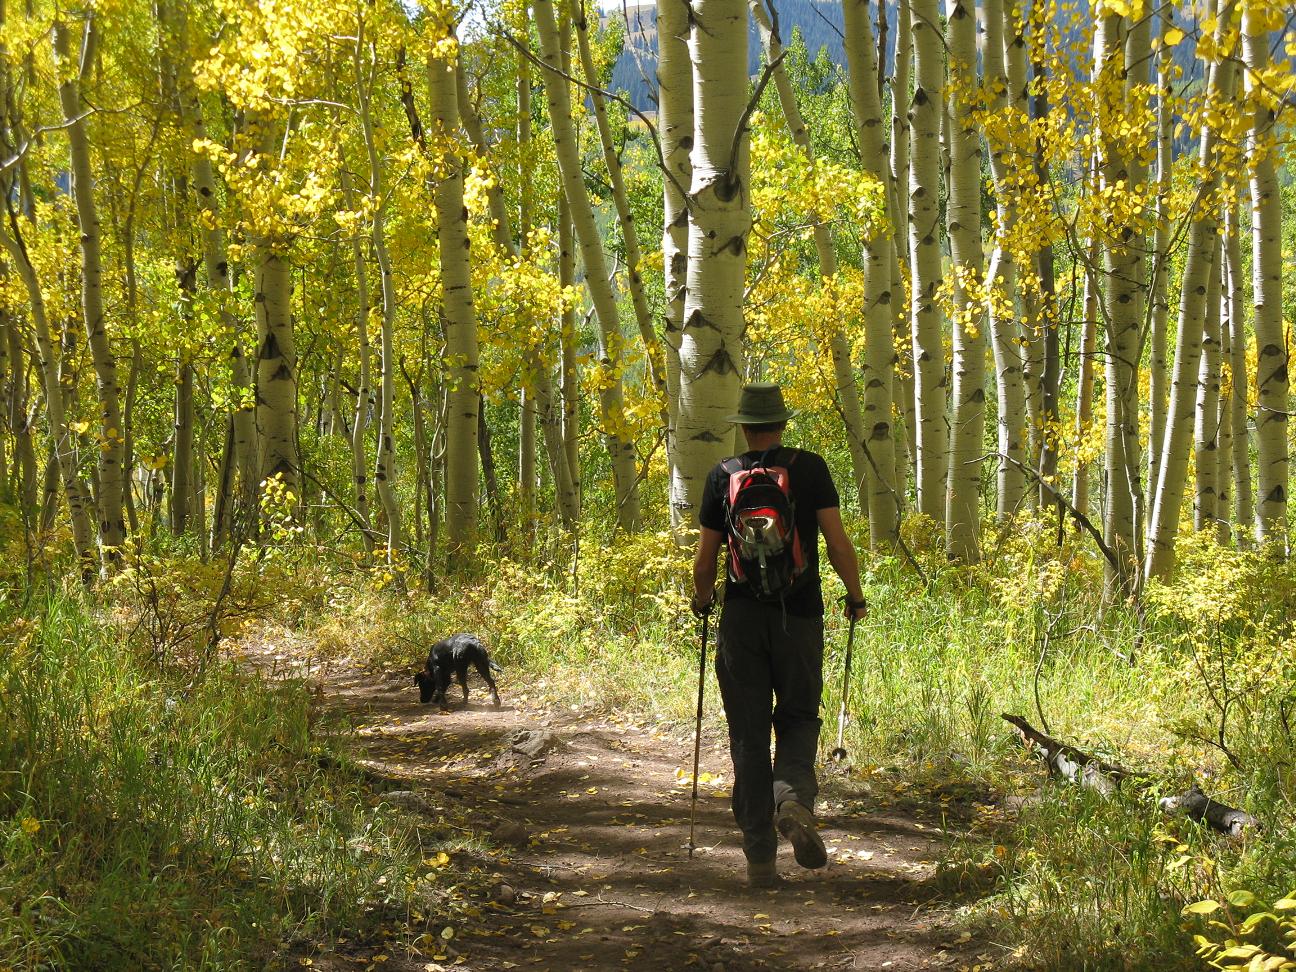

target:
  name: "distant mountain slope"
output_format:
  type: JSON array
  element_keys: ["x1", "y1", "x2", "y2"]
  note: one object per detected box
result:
[{"x1": 605, "y1": 0, "x2": 1213, "y2": 113}]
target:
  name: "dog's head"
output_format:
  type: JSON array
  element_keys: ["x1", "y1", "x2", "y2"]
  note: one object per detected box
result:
[{"x1": 414, "y1": 668, "x2": 436, "y2": 704}]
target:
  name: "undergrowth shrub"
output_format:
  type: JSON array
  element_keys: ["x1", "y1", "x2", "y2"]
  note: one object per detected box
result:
[{"x1": 0, "y1": 588, "x2": 420, "y2": 970}]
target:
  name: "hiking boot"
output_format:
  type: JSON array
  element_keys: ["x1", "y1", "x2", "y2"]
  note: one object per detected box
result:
[
  {"x1": 775, "y1": 801, "x2": 827, "y2": 870},
  {"x1": 746, "y1": 857, "x2": 777, "y2": 889}
]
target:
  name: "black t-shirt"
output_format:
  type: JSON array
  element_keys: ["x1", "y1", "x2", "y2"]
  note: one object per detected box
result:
[{"x1": 698, "y1": 447, "x2": 840, "y2": 618}]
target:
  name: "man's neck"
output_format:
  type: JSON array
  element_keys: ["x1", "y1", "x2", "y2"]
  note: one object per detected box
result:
[{"x1": 743, "y1": 434, "x2": 784, "y2": 453}]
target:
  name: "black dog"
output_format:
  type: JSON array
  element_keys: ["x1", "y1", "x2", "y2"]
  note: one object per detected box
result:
[{"x1": 414, "y1": 633, "x2": 503, "y2": 710}]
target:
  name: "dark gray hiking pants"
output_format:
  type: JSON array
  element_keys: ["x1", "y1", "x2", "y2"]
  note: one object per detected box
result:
[{"x1": 715, "y1": 601, "x2": 824, "y2": 862}]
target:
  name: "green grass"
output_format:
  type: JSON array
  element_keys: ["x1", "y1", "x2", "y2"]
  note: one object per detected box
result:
[{"x1": 0, "y1": 587, "x2": 423, "y2": 970}]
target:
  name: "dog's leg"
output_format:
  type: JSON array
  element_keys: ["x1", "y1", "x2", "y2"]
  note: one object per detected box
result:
[
  {"x1": 457, "y1": 662, "x2": 470, "y2": 705},
  {"x1": 475, "y1": 657, "x2": 502, "y2": 708}
]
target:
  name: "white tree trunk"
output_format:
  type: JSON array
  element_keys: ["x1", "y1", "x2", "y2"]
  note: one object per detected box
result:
[
  {"x1": 1244, "y1": 8, "x2": 1288, "y2": 551},
  {"x1": 56, "y1": 15, "x2": 126, "y2": 557},
  {"x1": 356, "y1": 24, "x2": 402, "y2": 557},
  {"x1": 428, "y1": 47, "x2": 480, "y2": 561},
  {"x1": 337, "y1": 159, "x2": 375, "y2": 553},
  {"x1": 1193, "y1": 236, "x2": 1223, "y2": 535},
  {"x1": 841, "y1": 0, "x2": 900, "y2": 546},
  {"x1": 980, "y1": 0, "x2": 1027, "y2": 519},
  {"x1": 658, "y1": 0, "x2": 692, "y2": 522},
  {"x1": 1071, "y1": 240, "x2": 1099, "y2": 519},
  {"x1": 669, "y1": 0, "x2": 752, "y2": 526},
  {"x1": 1225, "y1": 201, "x2": 1253, "y2": 541},
  {"x1": 907, "y1": 0, "x2": 947, "y2": 522},
  {"x1": 534, "y1": 0, "x2": 640, "y2": 530},
  {"x1": 889, "y1": 0, "x2": 914, "y2": 500},
  {"x1": 942, "y1": 0, "x2": 984, "y2": 560},
  {"x1": 1145, "y1": 50, "x2": 1236, "y2": 580}
]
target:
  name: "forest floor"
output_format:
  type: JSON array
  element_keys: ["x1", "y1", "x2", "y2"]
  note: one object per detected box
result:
[{"x1": 240, "y1": 634, "x2": 999, "y2": 972}]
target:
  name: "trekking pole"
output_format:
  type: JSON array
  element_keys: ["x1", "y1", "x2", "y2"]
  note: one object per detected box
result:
[
  {"x1": 687, "y1": 609, "x2": 709, "y2": 859},
  {"x1": 829, "y1": 614, "x2": 859, "y2": 762}
]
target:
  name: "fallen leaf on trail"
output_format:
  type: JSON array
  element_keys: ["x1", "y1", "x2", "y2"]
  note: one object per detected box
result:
[{"x1": 530, "y1": 925, "x2": 549, "y2": 937}]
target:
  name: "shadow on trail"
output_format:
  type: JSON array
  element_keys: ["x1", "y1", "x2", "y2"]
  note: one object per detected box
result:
[{"x1": 248, "y1": 639, "x2": 996, "y2": 971}]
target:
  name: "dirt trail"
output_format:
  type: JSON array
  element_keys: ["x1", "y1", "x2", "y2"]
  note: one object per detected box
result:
[{"x1": 244, "y1": 637, "x2": 993, "y2": 972}]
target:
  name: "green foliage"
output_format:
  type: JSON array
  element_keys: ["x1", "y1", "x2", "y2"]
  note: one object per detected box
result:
[{"x1": 0, "y1": 588, "x2": 421, "y2": 969}]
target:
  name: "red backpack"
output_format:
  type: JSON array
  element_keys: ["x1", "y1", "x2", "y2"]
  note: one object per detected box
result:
[{"x1": 721, "y1": 449, "x2": 807, "y2": 601}]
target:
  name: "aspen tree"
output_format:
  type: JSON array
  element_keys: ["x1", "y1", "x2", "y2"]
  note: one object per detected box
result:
[
  {"x1": 751, "y1": 0, "x2": 871, "y2": 511},
  {"x1": 1072, "y1": 239, "x2": 1099, "y2": 519},
  {"x1": 658, "y1": 0, "x2": 691, "y2": 513},
  {"x1": 55, "y1": 13, "x2": 127, "y2": 557},
  {"x1": 907, "y1": 0, "x2": 947, "y2": 522},
  {"x1": 840, "y1": 0, "x2": 900, "y2": 546},
  {"x1": 571, "y1": 0, "x2": 664, "y2": 399},
  {"x1": 516, "y1": 44, "x2": 538, "y2": 538},
  {"x1": 454, "y1": 62, "x2": 579, "y2": 529},
  {"x1": 1216, "y1": 208, "x2": 1240, "y2": 543},
  {"x1": 1145, "y1": 42, "x2": 1237, "y2": 581},
  {"x1": 355, "y1": 16, "x2": 402, "y2": 557},
  {"x1": 1225, "y1": 201, "x2": 1253, "y2": 540},
  {"x1": 558, "y1": 193, "x2": 580, "y2": 499},
  {"x1": 1243, "y1": 4, "x2": 1288, "y2": 551},
  {"x1": 534, "y1": 0, "x2": 640, "y2": 530},
  {"x1": 942, "y1": 0, "x2": 985, "y2": 560},
  {"x1": 1193, "y1": 237, "x2": 1223, "y2": 534},
  {"x1": 668, "y1": 0, "x2": 751, "y2": 526},
  {"x1": 1093, "y1": 8, "x2": 1144, "y2": 593},
  {"x1": 982, "y1": 0, "x2": 1027, "y2": 518},
  {"x1": 428, "y1": 42, "x2": 480, "y2": 561},
  {"x1": 337, "y1": 156, "x2": 375, "y2": 552},
  {"x1": 0, "y1": 189, "x2": 97, "y2": 560},
  {"x1": 1145, "y1": 4, "x2": 1176, "y2": 519},
  {"x1": 889, "y1": 0, "x2": 915, "y2": 497}
]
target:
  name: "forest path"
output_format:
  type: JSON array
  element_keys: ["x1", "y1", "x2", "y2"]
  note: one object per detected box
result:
[{"x1": 243, "y1": 635, "x2": 993, "y2": 972}]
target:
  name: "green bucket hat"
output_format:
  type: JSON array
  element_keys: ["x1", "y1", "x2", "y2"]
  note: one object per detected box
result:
[{"x1": 724, "y1": 383, "x2": 798, "y2": 425}]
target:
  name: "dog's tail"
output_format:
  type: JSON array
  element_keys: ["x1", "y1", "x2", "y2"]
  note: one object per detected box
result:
[{"x1": 488, "y1": 660, "x2": 504, "y2": 673}]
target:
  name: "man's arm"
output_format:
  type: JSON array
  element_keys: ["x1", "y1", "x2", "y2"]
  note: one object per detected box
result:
[
  {"x1": 817, "y1": 506, "x2": 867, "y2": 619},
  {"x1": 692, "y1": 526, "x2": 724, "y2": 613}
]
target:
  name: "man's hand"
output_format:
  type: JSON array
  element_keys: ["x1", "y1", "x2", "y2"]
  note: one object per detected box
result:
[
  {"x1": 690, "y1": 593, "x2": 715, "y2": 619},
  {"x1": 842, "y1": 596, "x2": 868, "y2": 621}
]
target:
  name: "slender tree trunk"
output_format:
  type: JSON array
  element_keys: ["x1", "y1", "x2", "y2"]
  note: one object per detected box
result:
[
  {"x1": 0, "y1": 194, "x2": 97, "y2": 562},
  {"x1": 170, "y1": 263, "x2": 196, "y2": 535},
  {"x1": 753, "y1": 0, "x2": 871, "y2": 510},
  {"x1": 1193, "y1": 236, "x2": 1223, "y2": 535},
  {"x1": 1072, "y1": 243, "x2": 1099, "y2": 519},
  {"x1": 516, "y1": 41, "x2": 537, "y2": 541},
  {"x1": 1145, "y1": 46, "x2": 1236, "y2": 581},
  {"x1": 982, "y1": 0, "x2": 1027, "y2": 519},
  {"x1": 1216, "y1": 212, "x2": 1238, "y2": 544},
  {"x1": 1225, "y1": 201, "x2": 1253, "y2": 542},
  {"x1": 429, "y1": 45, "x2": 480, "y2": 562},
  {"x1": 907, "y1": 0, "x2": 947, "y2": 522},
  {"x1": 941, "y1": 0, "x2": 984, "y2": 560},
  {"x1": 1032, "y1": 60, "x2": 1060, "y2": 507},
  {"x1": 2, "y1": 306, "x2": 37, "y2": 517},
  {"x1": 356, "y1": 24, "x2": 402, "y2": 557},
  {"x1": 56, "y1": 15, "x2": 125, "y2": 558},
  {"x1": 1145, "y1": 3, "x2": 1175, "y2": 526},
  {"x1": 338, "y1": 157, "x2": 375, "y2": 552},
  {"x1": 659, "y1": 0, "x2": 692, "y2": 522},
  {"x1": 454, "y1": 59, "x2": 577, "y2": 531},
  {"x1": 558, "y1": 192, "x2": 580, "y2": 504},
  {"x1": 535, "y1": 0, "x2": 640, "y2": 530},
  {"x1": 1094, "y1": 11, "x2": 1145, "y2": 594},
  {"x1": 889, "y1": 0, "x2": 914, "y2": 500},
  {"x1": 1244, "y1": 7, "x2": 1288, "y2": 552},
  {"x1": 571, "y1": 0, "x2": 664, "y2": 400},
  {"x1": 838, "y1": 0, "x2": 900, "y2": 546}
]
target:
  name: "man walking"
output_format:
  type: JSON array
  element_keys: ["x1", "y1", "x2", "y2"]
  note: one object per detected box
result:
[{"x1": 691, "y1": 383, "x2": 868, "y2": 888}]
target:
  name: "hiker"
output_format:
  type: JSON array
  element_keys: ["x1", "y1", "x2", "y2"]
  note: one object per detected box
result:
[{"x1": 690, "y1": 382, "x2": 869, "y2": 888}]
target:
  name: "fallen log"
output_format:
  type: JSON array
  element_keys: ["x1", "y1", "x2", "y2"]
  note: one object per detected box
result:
[{"x1": 1001, "y1": 714, "x2": 1258, "y2": 836}]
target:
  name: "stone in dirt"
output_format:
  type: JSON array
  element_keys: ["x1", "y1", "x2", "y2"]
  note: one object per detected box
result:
[
  {"x1": 493, "y1": 883, "x2": 517, "y2": 904},
  {"x1": 511, "y1": 729, "x2": 563, "y2": 761}
]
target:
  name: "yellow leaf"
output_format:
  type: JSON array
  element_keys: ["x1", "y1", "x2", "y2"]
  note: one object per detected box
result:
[
  {"x1": 1182, "y1": 899, "x2": 1222, "y2": 916},
  {"x1": 1164, "y1": 27, "x2": 1184, "y2": 46}
]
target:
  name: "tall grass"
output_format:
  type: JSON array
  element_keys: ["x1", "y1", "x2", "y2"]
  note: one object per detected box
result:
[{"x1": 0, "y1": 587, "x2": 418, "y2": 970}]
